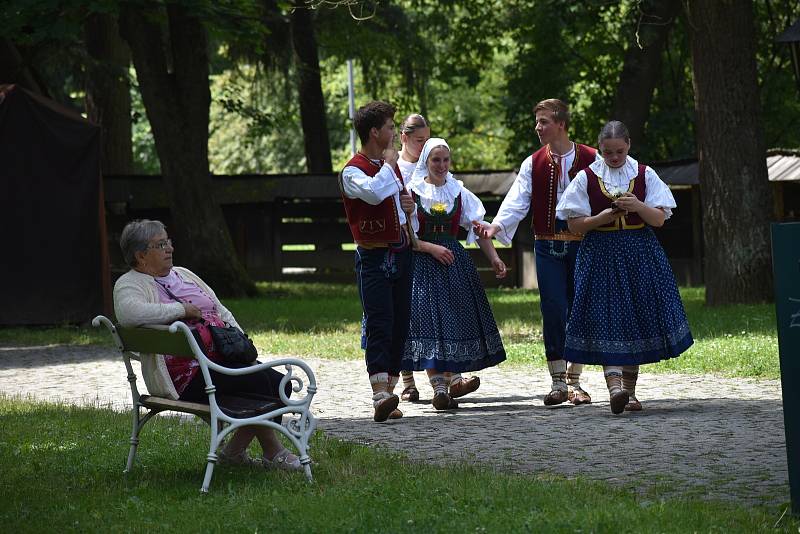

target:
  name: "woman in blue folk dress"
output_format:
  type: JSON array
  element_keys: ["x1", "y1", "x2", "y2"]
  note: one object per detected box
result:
[
  {"x1": 556, "y1": 121, "x2": 693, "y2": 414},
  {"x1": 402, "y1": 138, "x2": 507, "y2": 410}
]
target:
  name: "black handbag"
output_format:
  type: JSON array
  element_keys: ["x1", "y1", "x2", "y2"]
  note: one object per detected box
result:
[
  {"x1": 207, "y1": 324, "x2": 258, "y2": 364},
  {"x1": 156, "y1": 280, "x2": 258, "y2": 364}
]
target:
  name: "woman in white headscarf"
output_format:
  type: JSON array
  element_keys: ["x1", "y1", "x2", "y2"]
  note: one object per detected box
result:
[
  {"x1": 401, "y1": 137, "x2": 508, "y2": 410},
  {"x1": 386, "y1": 115, "x2": 482, "y2": 404}
]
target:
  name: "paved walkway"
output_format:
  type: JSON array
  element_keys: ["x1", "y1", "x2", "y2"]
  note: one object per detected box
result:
[{"x1": 0, "y1": 344, "x2": 789, "y2": 506}]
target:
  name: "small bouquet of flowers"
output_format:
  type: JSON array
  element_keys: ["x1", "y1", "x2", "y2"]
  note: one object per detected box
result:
[
  {"x1": 430, "y1": 202, "x2": 447, "y2": 215},
  {"x1": 607, "y1": 185, "x2": 627, "y2": 210}
]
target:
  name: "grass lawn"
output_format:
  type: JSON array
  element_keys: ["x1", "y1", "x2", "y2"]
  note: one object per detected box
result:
[
  {"x1": 0, "y1": 283, "x2": 780, "y2": 379},
  {"x1": 1, "y1": 397, "x2": 797, "y2": 533}
]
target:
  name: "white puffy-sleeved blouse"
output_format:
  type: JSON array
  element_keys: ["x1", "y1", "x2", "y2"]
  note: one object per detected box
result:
[
  {"x1": 409, "y1": 176, "x2": 486, "y2": 245},
  {"x1": 556, "y1": 156, "x2": 676, "y2": 220}
]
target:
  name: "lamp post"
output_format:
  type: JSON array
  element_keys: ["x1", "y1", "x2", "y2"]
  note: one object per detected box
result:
[
  {"x1": 777, "y1": 18, "x2": 800, "y2": 94},
  {"x1": 347, "y1": 58, "x2": 356, "y2": 157}
]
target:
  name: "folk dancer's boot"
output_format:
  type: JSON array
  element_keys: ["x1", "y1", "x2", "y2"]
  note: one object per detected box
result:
[
  {"x1": 400, "y1": 370, "x2": 419, "y2": 402},
  {"x1": 449, "y1": 373, "x2": 480, "y2": 399},
  {"x1": 430, "y1": 373, "x2": 458, "y2": 410},
  {"x1": 566, "y1": 361, "x2": 592, "y2": 405},
  {"x1": 604, "y1": 366, "x2": 629, "y2": 414},
  {"x1": 370, "y1": 373, "x2": 400, "y2": 422},
  {"x1": 386, "y1": 374, "x2": 403, "y2": 419},
  {"x1": 544, "y1": 359, "x2": 569, "y2": 405},
  {"x1": 622, "y1": 365, "x2": 642, "y2": 411}
]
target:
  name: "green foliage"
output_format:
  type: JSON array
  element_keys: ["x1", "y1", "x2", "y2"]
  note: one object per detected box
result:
[
  {"x1": 1, "y1": 397, "x2": 797, "y2": 532},
  {"x1": 8, "y1": 0, "x2": 798, "y2": 174},
  {"x1": 754, "y1": 1, "x2": 800, "y2": 150},
  {"x1": 130, "y1": 68, "x2": 161, "y2": 174},
  {"x1": 208, "y1": 64, "x2": 307, "y2": 174}
]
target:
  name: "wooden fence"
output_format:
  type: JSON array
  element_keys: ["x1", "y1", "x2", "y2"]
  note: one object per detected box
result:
[{"x1": 104, "y1": 171, "x2": 702, "y2": 288}]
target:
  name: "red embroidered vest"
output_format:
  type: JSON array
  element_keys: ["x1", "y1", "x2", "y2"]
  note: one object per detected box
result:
[
  {"x1": 414, "y1": 193, "x2": 462, "y2": 240},
  {"x1": 339, "y1": 153, "x2": 405, "y2": 244},
  {"x1": 586, "y1": 164, "x2": 647, "y2": 230},
  {"x1": 530, "y1": 143, "x2": 596, "y2": 239}
]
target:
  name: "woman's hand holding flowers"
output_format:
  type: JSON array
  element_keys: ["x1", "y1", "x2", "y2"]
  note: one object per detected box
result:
[{"x1": 613, "y1": 192, "x2": 644, "y2": 213}]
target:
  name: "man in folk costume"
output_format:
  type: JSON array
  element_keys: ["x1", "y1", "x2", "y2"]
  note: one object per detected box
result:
[
  {"x1": 339, "y1": 101, "x2": 417, "y2": 422},
  {"x1": 478, "y1": 99, "x2": 597, "y2": 406}
]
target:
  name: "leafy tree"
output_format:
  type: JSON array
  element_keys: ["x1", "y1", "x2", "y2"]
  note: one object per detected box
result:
[
  {"x1": 290, "y1": 1, "x2": 333, "y2": 172},
  {"x1": 610, "y1": 0, "x2": 682, "y2": 151},
  {"x1": 119, "y1": 1, "x2": 256, "y2": 296}
]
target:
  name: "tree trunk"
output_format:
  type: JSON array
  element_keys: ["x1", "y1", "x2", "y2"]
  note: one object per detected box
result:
[
  {"x1": 84, "y1": 13, "x2": 133, "y2": 174},
  {"x1": 290, "y1": 4, "x2": 332, "y2": 173},
  {"x1": 686, "y1": 0, "x2": 773, "y2": 304},
  {"x1": 611, "y1": 0, "x2": 681, "y2": 146},
  {"x1": 119, "y1": 4, "x2": 256, "y2": 297}
]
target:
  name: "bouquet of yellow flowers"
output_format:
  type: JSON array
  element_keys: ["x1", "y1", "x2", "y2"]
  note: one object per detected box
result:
[{"x1": 430, "y1": 202, "x2": 447, "y2": 215}]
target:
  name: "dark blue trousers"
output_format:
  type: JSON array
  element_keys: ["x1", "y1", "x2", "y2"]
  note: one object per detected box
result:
[
  {"x1": 535, "y1": 221, "x2": 580, "y2": 361},
  {"x1": 355, "y1": 246, "x2": 412, "y2": 376}
]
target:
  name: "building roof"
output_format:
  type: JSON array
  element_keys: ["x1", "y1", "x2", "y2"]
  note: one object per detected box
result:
[
  {"x1": 767, "y1": 151, "x2": 800, "y2": 182},
  {"x1": 651, "y1": 159, "x2": 700, "y2": 185}
]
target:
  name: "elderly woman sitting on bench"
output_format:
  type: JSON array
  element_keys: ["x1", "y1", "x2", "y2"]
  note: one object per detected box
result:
[{"x1": 113, "y1": 219, "x2": 301, "y2": 471}]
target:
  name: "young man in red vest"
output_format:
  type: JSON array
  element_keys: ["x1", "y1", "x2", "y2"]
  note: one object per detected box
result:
[
  {"x1": 339, "y1": 101, "x2": 416, "y2": 422},
  {"x1": 478, "y1": 99, "x2": 597, "y2": 406}
]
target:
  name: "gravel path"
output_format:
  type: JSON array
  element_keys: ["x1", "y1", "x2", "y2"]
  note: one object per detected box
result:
[{"x1": 0, "y1": 344, "x2": 789, "y2": 506}]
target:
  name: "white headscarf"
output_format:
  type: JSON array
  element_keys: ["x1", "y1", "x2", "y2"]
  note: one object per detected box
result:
[{"x1": 409, "y1": 137, "x2": 453, "y2": 187}]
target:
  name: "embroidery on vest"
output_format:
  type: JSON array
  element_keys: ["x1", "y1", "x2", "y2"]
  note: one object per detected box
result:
[{"x1": 359, "y1": 219, "x2": 387, "y2": 234}]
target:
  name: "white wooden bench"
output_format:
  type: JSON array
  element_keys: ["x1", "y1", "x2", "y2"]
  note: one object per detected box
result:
[{"x1": 92, "y1": 315, "x2": 318, "y2": 492}]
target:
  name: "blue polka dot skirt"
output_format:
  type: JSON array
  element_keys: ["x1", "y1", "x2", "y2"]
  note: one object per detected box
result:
[
  {"x1": 564, "y1": 227, "x2": 693, "y2": 366},
  {"x1": 402, "y1": 240, "x2": 506, "y2": 373}
]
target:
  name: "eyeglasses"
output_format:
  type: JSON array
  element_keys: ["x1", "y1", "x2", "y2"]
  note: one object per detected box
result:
[{"x1": 147, "y1": 239, "x2": 173, "y2": 250}]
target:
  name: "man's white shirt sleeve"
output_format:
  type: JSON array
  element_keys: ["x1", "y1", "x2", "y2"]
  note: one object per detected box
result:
[
  {"x1": 491, "y1": 155, "x2": 533, "y2": 245},
  {"x1": 341, "y1": 163, "x2": 409, "y2": 224}
]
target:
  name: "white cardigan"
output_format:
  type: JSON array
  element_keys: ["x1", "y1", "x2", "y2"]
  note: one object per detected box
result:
[{"x1": 113, "y1": 267, "x2": 242, "y2": 399}]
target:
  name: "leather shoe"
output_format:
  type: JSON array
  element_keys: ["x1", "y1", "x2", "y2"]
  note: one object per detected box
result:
[
  {"x1": 543, "y1": 389, "x2": 568, "y2": 406},
  {"x1": 609, "y1": 390, "x2": 630, "y2": 414},
  {"x1": 568, "y1": 388, "x2": 592, "y2": 405},
  {"x1": 432, "y1": 392, "x2": 458, "y2": 410},
  {"x1": 373, "y1": 394, "x2": 400, "y2": 422},
  {"x1": 389, "y1": 408, "x2": 403, "y2": 419},
  {"x1": 400, "y1": 386, "x2": 419, "y2": 402},
  {"x1": 624, "y1": 396, "x2": 642, "y2": 411},
  {"x1": 449, "y1": 376, "x2": 480, "y2": 398}
]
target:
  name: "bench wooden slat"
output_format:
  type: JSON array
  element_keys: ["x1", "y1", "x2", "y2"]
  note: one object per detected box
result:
[
  {"x1": 117, "y1": 326, "x2": 197, "y2": 357},
  {"x1": 140, "y1": 395, "x2": 211, "y2": 417}
]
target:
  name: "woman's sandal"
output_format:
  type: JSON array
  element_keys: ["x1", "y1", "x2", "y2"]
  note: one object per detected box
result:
[
  {"x1": 624, "y1": 396, "x2": 643, "y2": 411},
  {"x1": 400, "y1": 386, "x2": 420, "y2": 402},
  {"x1": 432, "y1": 392, "x2": 458, "y2": 411},
  {"x1": 263, "y1": 448, "x2": 303, "y2": 471}
]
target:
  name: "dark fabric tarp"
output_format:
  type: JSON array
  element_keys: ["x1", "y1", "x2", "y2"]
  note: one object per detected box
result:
[{"x1": 0, "y1": 84, "x2": 109, "y2": 325}]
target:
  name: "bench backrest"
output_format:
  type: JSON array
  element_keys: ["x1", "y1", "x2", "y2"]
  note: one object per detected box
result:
[{"x1": 116, "y1": 326, "x2": 198, "y2": 358}]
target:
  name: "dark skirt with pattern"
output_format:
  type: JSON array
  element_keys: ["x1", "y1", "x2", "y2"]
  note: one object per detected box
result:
[
  {"x1": 563, "y1": 227, "x2": 693, "y2": 366},
  {"x1": 401, "y1": 239, "x2": 506, "y2": 373}
]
